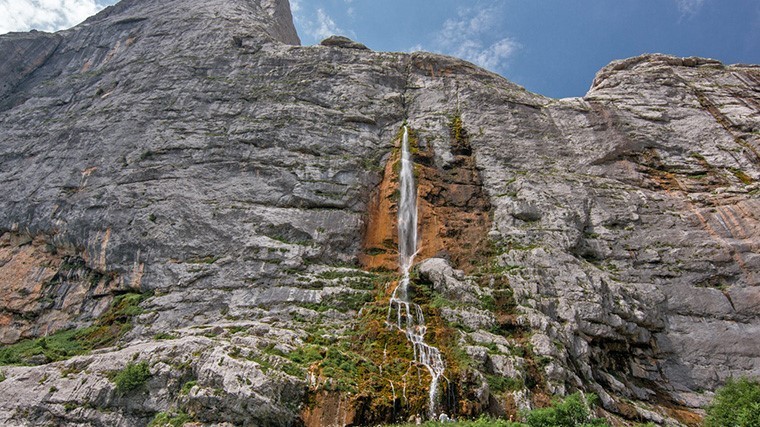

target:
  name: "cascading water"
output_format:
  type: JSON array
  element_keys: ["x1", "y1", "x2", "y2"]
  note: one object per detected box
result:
[{"x1": 387, "y1": 125, "x2": 446, "y2": 417}]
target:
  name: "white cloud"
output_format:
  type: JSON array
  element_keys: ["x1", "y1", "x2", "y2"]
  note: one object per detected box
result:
[
  {"x1": 0, "y1": 0, "x2": 106, "y2": 34},
  {"x1": 466, "y1": 38, "x2": 518, "y2": 71},
  {"x1": 408, "y1": 44, "x2": 424, "y2": 53},
  {"x1": 291, "y1": 5, "x2": 352, "y2": 44},
  {"x1": 312, "y1": 8, "x2": 341, "y2": 40},
  {"x1": 289, "y1": 0, "x2": 301, "y2": 14},
  {"x1": 674, "y1": 0, "x2": 706, "y2": 17},
  {"x1": 424, "y1": 6, "x2": 519, "y2": 74}
]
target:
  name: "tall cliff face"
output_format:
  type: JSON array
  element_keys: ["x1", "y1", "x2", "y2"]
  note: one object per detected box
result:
[{"x1": 0, "y1": 0, "x2": 758, "y2": 425}]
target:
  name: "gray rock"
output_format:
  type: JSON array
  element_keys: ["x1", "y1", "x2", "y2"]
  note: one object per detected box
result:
[
  {"x1": 320, "y1": 35, "x2": 369, "y2": 50},
  {"x1": 417, "y1": 257, "x2": 479, "y2": 304}
]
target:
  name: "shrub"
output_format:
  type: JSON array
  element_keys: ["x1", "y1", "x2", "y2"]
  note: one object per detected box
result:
[
  {"x1": 114, "y1": 361, "x2": 151, "y2": 393},
  {"x1": 522, "y1": 393, "x2": 608, "y2": 427},
  {"x1": 383, "y1": 414, "x2": 518, "y2": 427},
  {"x1": 704, "y1": 377, "x2": 760, "y2": 427},
  {"x1": 486, "y1": 374, "x2": 523, "y2": 393},
  {"x1": 148, "y1": 411, "x2": 192, "y2": 427}
]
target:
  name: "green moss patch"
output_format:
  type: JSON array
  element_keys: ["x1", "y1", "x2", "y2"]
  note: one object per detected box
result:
[{"x1": 0, "y1": 291, "x2": 152, "y2": 366}]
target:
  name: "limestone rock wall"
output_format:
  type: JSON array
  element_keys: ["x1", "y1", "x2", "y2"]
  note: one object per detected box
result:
[{"x1": 0, "y1": 0, "x2": 758, "y2": 425}]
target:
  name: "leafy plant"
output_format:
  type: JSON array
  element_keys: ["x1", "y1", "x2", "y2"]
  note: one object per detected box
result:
[
  {"x1": 148, "y1": 411, "x2": 192, "y2": 427},
  {"x1": 387, "y1": 415, "x2": 519, "y2": 426},
  {"x1": 704, "y1": 377, "x2": 760, "y2": 427},
  {"x1": 486, "y1": 374, "x2": 523, "y2": 393},
  {"x1": 113, "y1": 361, "x2": 151, "y2": 393},
  {"x1": 521, "y1": 393, "x2": 608, "y2": 427},
  {"x1": 180, "y1": 380, "x2": 197, "y2": 395}
]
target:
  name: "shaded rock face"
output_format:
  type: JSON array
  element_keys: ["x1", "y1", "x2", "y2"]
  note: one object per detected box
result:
[
  {"x1": 0, "y1": 0, "x2": 758, "y2": 425},
  {"x1": 0, "y1": 232, "x2": 122, "y2": 344}
]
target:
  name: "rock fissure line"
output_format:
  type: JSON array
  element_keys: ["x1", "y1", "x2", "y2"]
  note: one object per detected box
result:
[{"x1": 386, "y1": 125, "x2": 446, "y2": 417}]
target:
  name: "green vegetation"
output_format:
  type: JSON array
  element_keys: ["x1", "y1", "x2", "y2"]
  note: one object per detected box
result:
[
  {"x1": 0, "y1": 369, "x2": 5, "y2": 382},
  {"x1": 246, "y1": 354, "x2": 275, "y2": 373},
  {"x1": 0, "y1": 291, "x2": 151, "y2": 366},
  {"x1": 113, "y1": 361, "x2": 151, "y2": 393},
  {"x1": 486, "y1": 374, "x2": 523, "y2": 393},
  {"x1": 280, "y1": 339, "x2": 368, "y2": 393},
  {"x1": 154, "y1": 332, "x2": 178, "y2": 340},
  {"x1": 449, "y1": 114, "x2": 466, "y2": 144},
  {"x1": 0, "y1": 328, "x2": 87, "y2": 365},
  {"x1": 226, "y1": 325, "x2": 248, "y2": 335},
  {"x1": 383, "y1": 393, "x2": 608, "y2": 426},
  {"x1": 148, "y1": 411, "x2": 193, "y2": 427},
  {"x1": 153, "y1": 332, "x2": 179, "y2": 341},
  {"x1": 387, "y1": 415, "x2": 517, "y2": 427},
  {"x1": 180, "y1": 380, "x2": 197, "y2": 395},
  {"x1": 521, "y1": 393, "x2": 608, "y2": 426},
  {"x1": 730, "y1": 167, "x2": 753, "y2": 185},
  {"x1": 704, "y1": 377, "x2": 760, "y2": 427}
]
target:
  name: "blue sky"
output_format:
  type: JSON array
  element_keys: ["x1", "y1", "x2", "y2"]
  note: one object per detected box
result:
[
  {"x1": 2, "y1": 0, "x2": 759, "y2": 98},
  {"x1": 292, "y1": 0, "x2": 760, "y2": 98}
]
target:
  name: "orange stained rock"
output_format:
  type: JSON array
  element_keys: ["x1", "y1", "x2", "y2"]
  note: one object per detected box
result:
[
  {"x1": 360, "y1": 126, "x2": 491, "y2": 273},
  {"x1": 0, "y1": 232, "x2": 121, "y2": 344},
  {"x1": 0, "y1": 234, "x2": 59, "y2": 314},
  {"x1": 301, "y1": 391, "x2": 358, "y2": 427},
  {"x1": 359, "y1": 148, "x2": 401, "y2": 271}
]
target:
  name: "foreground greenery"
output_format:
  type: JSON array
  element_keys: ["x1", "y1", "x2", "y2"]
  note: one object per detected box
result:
[
  {"x1": 704, "y1": 377, "x2": 760, "y2": 427},
  {"x1": 0, "y1": 291, "x2": 151, "y2": 365},
  {"x1": 385, "y1": 377, "x2": 760, "y2": 427},
  {"x1": 385, "y1": 393, "x2": 609, "y2": 427},
  {"x1": 521, "y1": 393, "x2": 608, "y2": 427}
]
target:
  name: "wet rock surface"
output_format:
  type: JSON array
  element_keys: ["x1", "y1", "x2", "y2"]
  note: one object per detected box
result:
[{"x1": 0, "y1": 0, "x2": 759, "y2": 425}]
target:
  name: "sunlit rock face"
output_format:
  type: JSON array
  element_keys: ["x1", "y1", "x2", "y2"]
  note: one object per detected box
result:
[{"x1": 0, "y1": 0, "x2": 758, "y2": 425}]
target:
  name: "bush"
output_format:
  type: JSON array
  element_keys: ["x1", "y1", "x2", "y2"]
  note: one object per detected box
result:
[
  {"x1": 114, "y1": 361, "x2": 151, "y2": 393},
  {"x1": 522, "y1": 393, "x2": 608, "y2": 427},
  {"x1": 148, "y1": 411, "x2": 192, "y2": 427},
  {"x1": 704, "y1": 377, "x2": 760, "y2": 427},
  {"x1": 389, "y1": 415, "x2": 518, "y2": 427}
]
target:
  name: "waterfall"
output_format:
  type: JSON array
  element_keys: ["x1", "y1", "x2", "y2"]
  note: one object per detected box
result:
[{"x1": 387, "y1": 125, "x2": 446, "y2": 417}]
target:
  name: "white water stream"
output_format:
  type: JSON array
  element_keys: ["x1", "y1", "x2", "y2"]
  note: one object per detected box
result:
[{"x1": 387, "y1": 125, "x2": 446, "y2": 417}]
